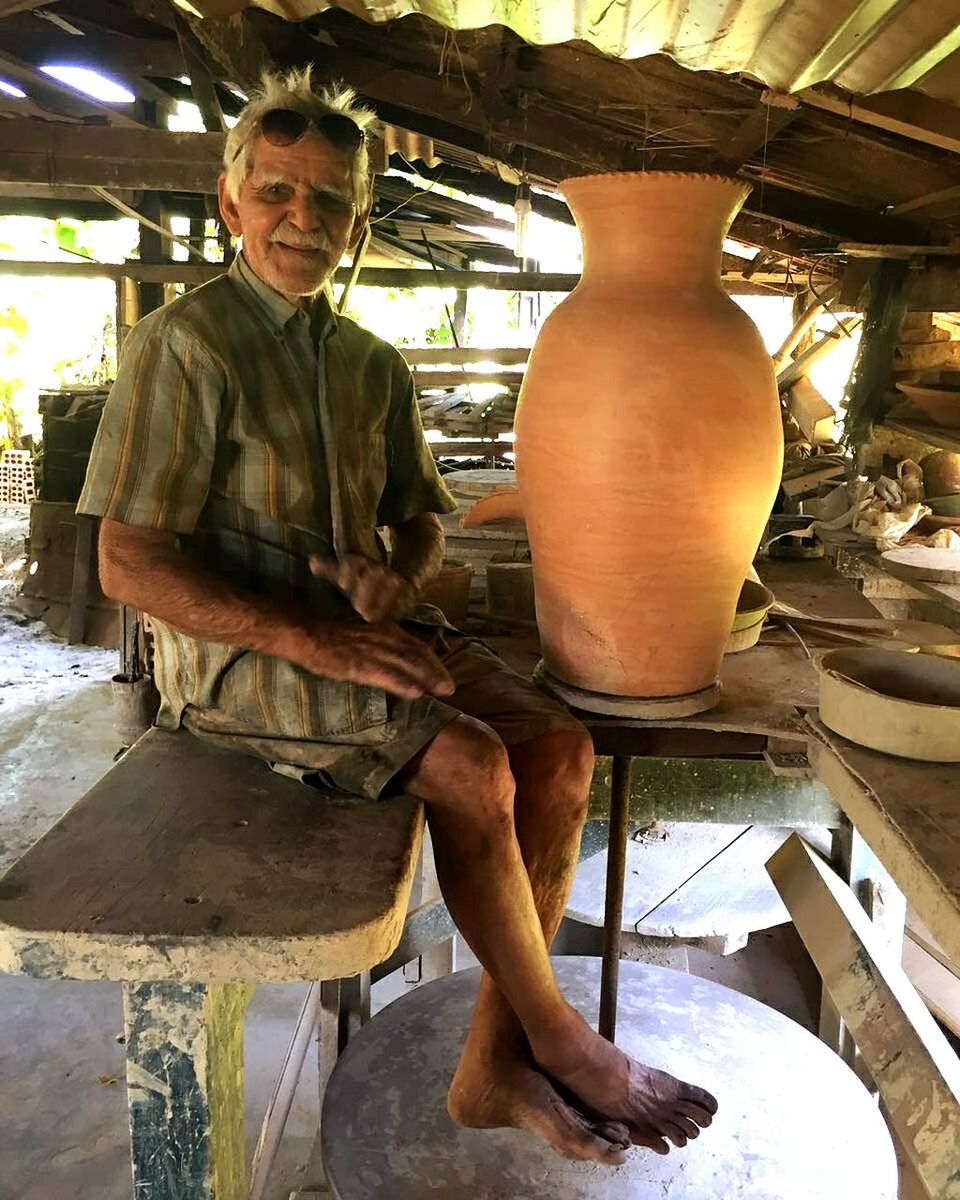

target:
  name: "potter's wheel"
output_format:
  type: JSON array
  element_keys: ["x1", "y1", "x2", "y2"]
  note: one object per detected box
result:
[{"x1": 534, "y1": 662, "x2": 720, "y2": 718}]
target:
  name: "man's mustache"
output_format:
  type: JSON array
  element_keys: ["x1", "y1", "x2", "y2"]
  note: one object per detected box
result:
[{"x1": 269, "y1": 221, "x2": 331, "y2": 251}]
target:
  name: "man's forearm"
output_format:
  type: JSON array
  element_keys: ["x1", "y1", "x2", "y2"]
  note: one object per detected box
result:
[
  {"x1": 390, "y1": 512, "x2": 445, "y2": 593},
  {"x1": 99, "y1": 521, "x2": 313, "y2": 664}
]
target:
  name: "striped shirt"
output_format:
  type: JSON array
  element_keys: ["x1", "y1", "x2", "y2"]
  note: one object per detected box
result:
[{"x1": 78, "y1": 253, "x2": 457, "y2": 738}]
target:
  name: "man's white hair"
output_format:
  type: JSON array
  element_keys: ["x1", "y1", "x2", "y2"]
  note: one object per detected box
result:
[{"x1": 223, "y1": 66, "x2": 377, "y2": 207}]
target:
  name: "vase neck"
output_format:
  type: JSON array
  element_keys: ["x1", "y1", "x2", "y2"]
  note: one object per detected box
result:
[{"x1": 563, "y1": 174, "x2": 749, "y2": 288}]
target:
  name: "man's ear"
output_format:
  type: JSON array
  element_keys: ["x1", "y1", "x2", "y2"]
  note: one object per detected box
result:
[{"x1": 217, "y1": 172, "x2": 243, "y2": 237}]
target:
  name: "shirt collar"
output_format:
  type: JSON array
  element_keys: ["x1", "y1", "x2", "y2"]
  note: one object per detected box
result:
[{"x1": 229, "y1": 252, "x2": 336, "y2": 339}]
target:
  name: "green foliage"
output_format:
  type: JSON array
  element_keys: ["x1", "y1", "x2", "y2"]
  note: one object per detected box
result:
[{"x1": 53, "y1": 218, "x2": 97, "y2": 261}]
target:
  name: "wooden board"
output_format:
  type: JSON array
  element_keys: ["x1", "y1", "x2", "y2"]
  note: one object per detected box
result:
[
  {"x1": 768, "y1": 834, "x2": 960, "y2": 1200},
  {"x1": 758, "y1": 557, "x2": 882, "y2": 621},
  {"x1": 0, "y1": 728, "x2": 425, "y2": 983},
  {"x1": 583, "y1": 644, "x2": 818, "y2": 740},
  {"x1": 808, "y1": 716, "x2": 960, "y2": 967},
  {"x1": 882, "y1": 546, "x2": 960, "y2": 584}
]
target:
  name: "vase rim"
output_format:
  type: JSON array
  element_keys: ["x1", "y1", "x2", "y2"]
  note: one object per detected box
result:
[{"x1": 561, "y1": 170, "x2": 752, "y2": 200}]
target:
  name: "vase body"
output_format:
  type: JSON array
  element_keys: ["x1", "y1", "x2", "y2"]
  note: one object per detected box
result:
[{"x1": 515, "y1": 171, "x2": 783, "y2": 705}]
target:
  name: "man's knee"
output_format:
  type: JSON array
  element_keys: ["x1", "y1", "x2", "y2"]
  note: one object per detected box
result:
[
  {"x1": 402, "y1": 713, "x2": 515, "y2": 819},
  {"x1": 510, "y1": 727, "x2": 595, "y2": 821}
]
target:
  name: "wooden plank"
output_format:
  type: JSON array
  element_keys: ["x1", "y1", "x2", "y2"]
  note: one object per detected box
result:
[
  {"x1": 903, "y1": 939, "x2": 960, "y2": 1039},
  {"x1": 776, "y1": 317, "x2": 862, "y2": 389},
  {"x1": 0, "y1": 728, "x2": 425, "y2": 982},
  {"x1": 885, "y1": 418, "x2": 960, "y2": 456},
  {"x1": 404, "y1": 347, "x2": 530, "y2": 365},
  {"x1": 414, "y1": 369, "x2": 524, "y2": 388},
  {"x1": 767, "y1": 834, "x2": 960, "y2": 1200},
  {"x1": 429, "y1": 439, "x2": 513, "y2": 457},
  {"x1": 0, "y1": 121, "x2": 222, "y2": 193},
  {"x1": 808, "y1": 718, "x2": 960, "y2": 967},
  {"x1": 758, "y1": 558, "x2": 881, "y2": 621},
  {"x1": 588, "y1": 756, "x2": 841, "y2": 826}
]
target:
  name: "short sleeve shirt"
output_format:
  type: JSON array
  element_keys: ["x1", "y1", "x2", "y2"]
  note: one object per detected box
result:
[{"x1": 78, "y1": 254, "x2": 457, "y2": 733}]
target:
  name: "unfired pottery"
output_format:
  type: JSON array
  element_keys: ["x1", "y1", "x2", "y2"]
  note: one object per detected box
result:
[
  {"x1": 421, "y1": 559, "x2": 473, "y2": 623},
  {"x1": 515, "y1": 172, "x2": 783, "y2": 712},
  {"x1": 920, "y1": 450, "x2": 960, "y2": 497},
  {"x1": 818, "y1": 647, "x2": 960, "y2": 762}
]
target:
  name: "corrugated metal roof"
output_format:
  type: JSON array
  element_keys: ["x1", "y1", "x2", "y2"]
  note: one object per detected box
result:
[{"x1": 197, "y1": 0, "x2": 960, "y2": 104}]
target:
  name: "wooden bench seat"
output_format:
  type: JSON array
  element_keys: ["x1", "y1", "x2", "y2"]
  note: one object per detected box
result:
[
  {"x1": 0, "y1": 727, "x2": 437, "y2": 1200},
  {"x1": 0, "y1": 727, "x2": 425, "y2": 984}
]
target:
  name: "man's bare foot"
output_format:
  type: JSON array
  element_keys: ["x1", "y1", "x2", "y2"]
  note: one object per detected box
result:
[
  {"x1": 448, "y1": 1050, "x2": 632, "y2": 1165},
  {"x1": 535, "y1": 1017, "x2": 718, "y2": 1154}
]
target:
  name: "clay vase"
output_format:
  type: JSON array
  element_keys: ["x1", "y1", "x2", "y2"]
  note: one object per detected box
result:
[{"x1": 515, "y1": 171, "x2": 783, "y2": 714}]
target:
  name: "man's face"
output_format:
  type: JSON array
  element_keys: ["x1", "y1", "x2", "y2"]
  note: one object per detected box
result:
[{"x1": 218, "y1": 132, "x2": 367, "y2": 298}]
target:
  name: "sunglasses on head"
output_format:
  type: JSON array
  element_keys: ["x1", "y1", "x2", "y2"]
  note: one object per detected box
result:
[{"x1": 253, "y1": 108, "x2": 364, "y2": 156}]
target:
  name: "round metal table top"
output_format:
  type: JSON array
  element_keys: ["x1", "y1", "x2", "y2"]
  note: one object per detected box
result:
[{"x1": 321, "y1": 957, "x2": 898, "y2": 1200}]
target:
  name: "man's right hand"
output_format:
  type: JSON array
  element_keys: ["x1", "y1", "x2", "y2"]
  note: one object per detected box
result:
[{"x1": 290, "y1": 620, "x2": 455, "y2": 701}]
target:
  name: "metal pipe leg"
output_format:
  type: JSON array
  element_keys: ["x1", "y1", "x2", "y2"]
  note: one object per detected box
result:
[{"x1": 598, "y1": 754, "x2": 632, "y2": 1042}]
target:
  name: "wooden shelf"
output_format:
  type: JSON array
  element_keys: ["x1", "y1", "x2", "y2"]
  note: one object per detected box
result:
[{"x1": 884, "y1": 418, "x2": 960, "y2": 455}]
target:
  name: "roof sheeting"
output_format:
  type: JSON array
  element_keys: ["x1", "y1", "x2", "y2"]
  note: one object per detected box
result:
[{"x1": 194, "y1": 0, "x2": 960, "y2": 103}]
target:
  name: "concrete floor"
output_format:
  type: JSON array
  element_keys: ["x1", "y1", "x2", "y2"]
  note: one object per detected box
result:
[{"x1": 0, "y1": 597, "x2": 905, "y2": 1200}]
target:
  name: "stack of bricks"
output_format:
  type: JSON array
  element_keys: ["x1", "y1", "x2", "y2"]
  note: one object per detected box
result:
[{"x1": 0, "y1": 450, "x2": 37, "y2": 505}]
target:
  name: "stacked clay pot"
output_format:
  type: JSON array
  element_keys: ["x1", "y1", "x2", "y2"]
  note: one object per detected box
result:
[{"x1": 515, "y1": 171, "x2": 783, "y2": 713}]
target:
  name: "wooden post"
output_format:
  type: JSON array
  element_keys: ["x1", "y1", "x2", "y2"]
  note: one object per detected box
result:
[
  {"x1": 773, "y1": 294, "x2": 826, "y2": 373},
  {"x1": 122, "y1": 981, "x2": 254, "y2": 1200}
]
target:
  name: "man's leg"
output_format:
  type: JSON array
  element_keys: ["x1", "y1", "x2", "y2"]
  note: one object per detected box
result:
[{"x1": 401, "y1": 715, "x2": 717, "y2": 1160}]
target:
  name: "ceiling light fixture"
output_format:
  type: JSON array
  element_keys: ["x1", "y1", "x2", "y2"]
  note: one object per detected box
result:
[{"x1": 39, "y1": 65, "x2": 135, "y2": 104}]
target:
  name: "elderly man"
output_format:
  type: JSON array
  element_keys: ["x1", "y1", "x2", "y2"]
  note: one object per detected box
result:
[{"x1": 79, "y1": 68, "x2": 716, "y2": 1163}]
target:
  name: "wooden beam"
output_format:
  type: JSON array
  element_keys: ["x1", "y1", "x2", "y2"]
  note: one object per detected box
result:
[
  {"x1": 713, "y1": 97, "x2": 800, "y2": 170},
  {"x1": 0, "y1": 29, "x2": 184, "y2": 77},
  {"x1": 403, "y1": 347, "x2": 529, "y2": 366},
  {"x1": 184, "y1": 10, "x2": 274, "y2": 92},
  {"x1": 890, "y1": 183, "x2": 960, "y2": 220},
  {"x1": 0, "y1": 121, "x2": 223, "y2": 193},
  {"x1": 767, "y1": 834, "x2": 960, "y2": 1199},
  {"x1": 843, "y1": 256, "x2": 960, "y2": 311},
  {"x1": 0, "y1": 259, "x2": 802, "y2": 294},
  {"x1": 175, "y1": 15, "x2": 226, "y2": 133},
  {"x1": 799, "y1": 85, "x2": 960, "y2": 159},
  {"x1": 742, "y1": 180, "x2": 929, "y2": 245}
]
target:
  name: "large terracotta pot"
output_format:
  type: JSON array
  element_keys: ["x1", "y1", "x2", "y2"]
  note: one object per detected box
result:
[{"x1": 515, "y1": 171, "x2": 783, "y2": 715}]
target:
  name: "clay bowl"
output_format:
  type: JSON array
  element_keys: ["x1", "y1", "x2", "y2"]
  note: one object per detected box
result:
[
  {"x1": 732, "y1": 579, "x2": 775, "y2": 633},
  {"x1": 725, "y1": 579, "x2": 775, "y2": 655},
  {"x1": 897, "y1": 383, "x2": 960, "y2": 428},
  {"x1": 817, "y1": 647, "x2": 960, "y2": 761},
  {"x1": 421, "y1": 559, "x2": 473, "y2": 624}
]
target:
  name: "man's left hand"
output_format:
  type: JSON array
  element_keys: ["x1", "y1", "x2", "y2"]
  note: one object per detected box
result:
[{"x1": 310, "y1": 553, "x2": 418, "y2": 624}]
